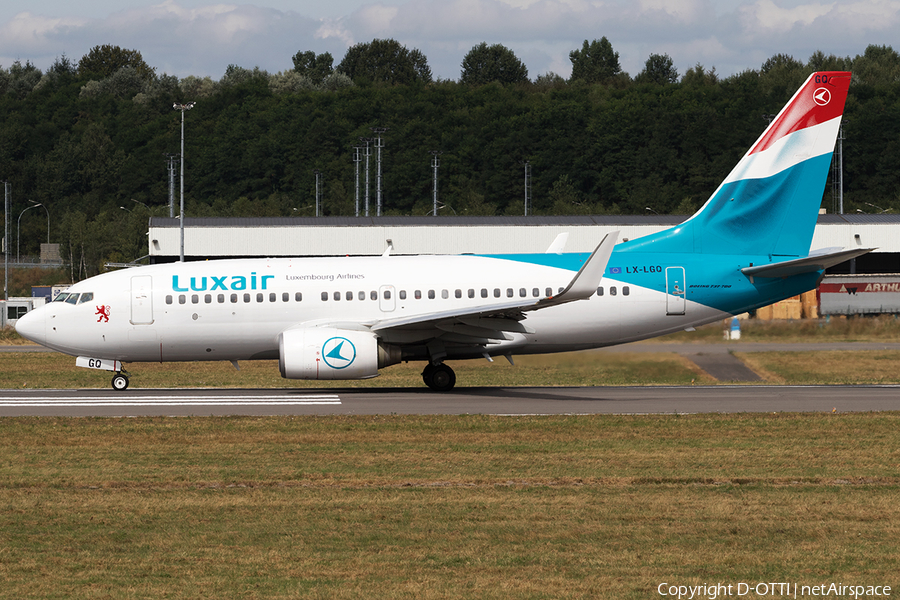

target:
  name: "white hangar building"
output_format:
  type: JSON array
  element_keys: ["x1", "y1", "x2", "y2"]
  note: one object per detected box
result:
[{"x1": 147, "y1": 214, "x2": 900, "y2": 275}]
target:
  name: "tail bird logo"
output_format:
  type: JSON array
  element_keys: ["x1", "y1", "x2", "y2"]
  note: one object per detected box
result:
[
  {"x1": 322, "y1": 337, "x2": 356, "y2": 369},
  {"x1": 813, "y1": 88, "x2": 831, "y2": 106}
]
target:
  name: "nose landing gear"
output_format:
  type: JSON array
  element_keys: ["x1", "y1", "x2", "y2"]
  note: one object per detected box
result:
[
  {"x1": 422, "y1": 363, "x2": 456, "y2": 392},
  {"x1": 111, "y1": 371, "x2": 130, "y2": 391}
]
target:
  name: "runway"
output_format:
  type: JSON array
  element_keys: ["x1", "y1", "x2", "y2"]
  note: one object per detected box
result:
[{"x1": 1, "y1": 385, "x2": 898, "y2": 417}]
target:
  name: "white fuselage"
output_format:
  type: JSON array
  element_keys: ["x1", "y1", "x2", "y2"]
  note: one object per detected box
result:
[{"x1": 20, "y1": 254, "x2": 725, "y2": 365}]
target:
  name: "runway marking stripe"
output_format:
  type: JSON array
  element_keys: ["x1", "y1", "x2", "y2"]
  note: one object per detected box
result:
[{"x1": 0, "y1": 394, "x2": 341, "y2": 407}]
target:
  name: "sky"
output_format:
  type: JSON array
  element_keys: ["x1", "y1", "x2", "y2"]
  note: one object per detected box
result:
[{"x1": 1, "y1": 0, "x2": 898, "y2": 82}]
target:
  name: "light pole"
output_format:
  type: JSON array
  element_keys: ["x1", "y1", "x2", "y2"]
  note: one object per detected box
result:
[
  {"x1": 173, "y1": 102, "x2": 195, "y2": 262},
  {"x1": 358, "y1": 138, "x2": 372, "y2": 217},
  {"x1": 371, "y1": 127, "x2": 387, "y2": 216},
  {"x1": 17, "y1": 203, "x2": 41, "y2": 263},
  {"x1": 430, "y1": 151, "x2": 442, "y2": 217},
  {"x1": 3, "y1": 181, "x2": 9, "y2": 301},
  {"x1": 313, "y1": 170, "x2": 321, "y2": 217}
]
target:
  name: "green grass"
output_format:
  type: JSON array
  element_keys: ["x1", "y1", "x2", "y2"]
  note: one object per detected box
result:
[{"x1": 1, "y1": 414, "x2": 899, "y2": 598}]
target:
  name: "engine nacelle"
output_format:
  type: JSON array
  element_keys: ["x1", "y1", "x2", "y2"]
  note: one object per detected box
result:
[{"x1": 278, "y1": 327, "x2": 401, "y2": 380}]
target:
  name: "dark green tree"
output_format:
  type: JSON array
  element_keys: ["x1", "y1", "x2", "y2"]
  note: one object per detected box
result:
[
  {"x1": 459, "y1": 43, "x2": 528, "y2": 85},
  {"x1": 635, "y1": 53, "x2": 678, "y2": 85},
  {"x1": 852, "y1": 45, "x2": 900, "y2": 86},
  {"x1": 291, "y1": 50, "x2": 334, "y2": 85},
  {"x1": 337, "y1": 39, "x2": 432, "y2": 85},
  {"x1": 568, "y1": 38, "x2": 621, "y2": 84},
  {"x1": 77, "y1": 45, "x2": 155, "y2": 80}
]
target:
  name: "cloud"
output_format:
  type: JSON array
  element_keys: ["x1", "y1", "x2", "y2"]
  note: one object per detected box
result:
[{"x1": 1, "y1": 0, "x2": 899, "y2": 81}]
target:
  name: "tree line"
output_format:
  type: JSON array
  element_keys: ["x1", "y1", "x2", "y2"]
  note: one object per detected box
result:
[{"x1": 1, "y1": 40, "x2": 899, "y2": 281}]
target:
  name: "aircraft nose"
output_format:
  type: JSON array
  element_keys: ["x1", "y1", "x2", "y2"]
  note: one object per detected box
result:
[{"x1": 15, "y1": 307, "x2": 47, "y2": 346}]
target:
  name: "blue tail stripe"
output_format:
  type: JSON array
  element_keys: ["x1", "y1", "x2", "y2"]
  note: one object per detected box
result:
[{"x1": 619, "y1": 153, "x2": 832, "y2": 257}]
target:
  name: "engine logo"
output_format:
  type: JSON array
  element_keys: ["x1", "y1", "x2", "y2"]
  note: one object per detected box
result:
[{"x1": 322, "y1": 337, "x2": 357, "y2": 369}]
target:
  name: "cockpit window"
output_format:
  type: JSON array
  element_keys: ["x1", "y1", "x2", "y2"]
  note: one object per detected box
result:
[
  {"x1": 65, "y1": 293, "x2": 80, "y2": 305},
  {"x1": 78, "y1": 293, "x2": 94, "y2": 304},
  {"x1": 53, "y1": 292, "x2": 70, "y2": 303}
]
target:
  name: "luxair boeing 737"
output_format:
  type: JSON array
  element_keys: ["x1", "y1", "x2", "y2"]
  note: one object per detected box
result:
[{"x1": 16, "y1": 71, "x2": 869, "y2": 391}]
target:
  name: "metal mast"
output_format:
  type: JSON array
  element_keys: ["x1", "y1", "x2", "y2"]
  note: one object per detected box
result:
[
  {"x1": 371, "y1": 127, "x2": 387, "y2": 216},
  {"x1": 173, "y1": 102, "x2": 195, "y2": 262},
  {"x1": 430, "y1": 151, "x2": 443, "y2": 217}
]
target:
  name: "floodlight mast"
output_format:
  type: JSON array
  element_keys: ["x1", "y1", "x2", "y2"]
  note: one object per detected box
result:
[
  {"x1": 173, "y1": 102, "x2": 195, "y2": 262},
  {"x1": 3, "y1": 180, "x2": 8, "y2": 301},
  {"x1": 430, "y1": 151, "x2": 442, "y2": 217},
  {"x1": 371, "y1": 127, "x2": 387, "y2": 216}
]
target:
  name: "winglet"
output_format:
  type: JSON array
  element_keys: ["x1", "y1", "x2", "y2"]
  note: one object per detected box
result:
[{"x1": 533, "y1": 231, "x2": 618, "y2": 309}]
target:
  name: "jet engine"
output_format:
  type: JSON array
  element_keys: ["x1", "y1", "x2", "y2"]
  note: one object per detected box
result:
[{"x1": 278, "y1": 327, "x2": 401, "y2": 380}]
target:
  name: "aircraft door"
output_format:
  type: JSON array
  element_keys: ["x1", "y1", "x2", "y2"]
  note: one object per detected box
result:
[
  {"x1": 130, "y1": 275, "x2": 154, "y2": 324},
  {"x1": 665, "y1": 267, "x2": 686, "y2": 315},
  {"x1": 379, "y1": 285, "x2": 396, "y2": 312}
]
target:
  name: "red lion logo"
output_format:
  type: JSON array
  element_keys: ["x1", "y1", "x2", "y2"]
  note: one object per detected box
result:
[{"x1": 95, "y1": 305, "x2": 111, "y2": 323}]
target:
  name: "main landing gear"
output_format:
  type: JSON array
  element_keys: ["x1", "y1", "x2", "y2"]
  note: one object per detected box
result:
[
  {"x1": 111, "y1": 371, "x2": 130, "y2": 391},
  {"x1": 422, "y1": 363, "x2": 456, "y2": 392}
]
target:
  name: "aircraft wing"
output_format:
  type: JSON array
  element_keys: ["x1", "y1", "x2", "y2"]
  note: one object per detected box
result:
[
  {"x1": 741, "y1": 247, "x2": 874, "y2": 280},
  {"x1": 364, "y1": 232, "x2": 618, "y2": 344}
]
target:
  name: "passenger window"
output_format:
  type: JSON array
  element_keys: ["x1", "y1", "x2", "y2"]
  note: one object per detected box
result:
[
  {"x1": 295, "y1": 292, "x2": 302, "y2": 302},
  {"x1": 468, "y1": 289, "x2": 475, "y2": 299},
  {"x1": 269, "y1": 293, "x2": 276, "y2": 302},
  {"x1": 370, "y1": 291, "x2": 377, "y2": 300},
  {"x1": 384, "y1": 290, "x2": 391, "y2": 300},
  {"x1": 442, "y1": 290, "x2": 449, "y2": 299},
  {"x1": 346, "y1": 291, "x2": 353, "y2": 301},
  {"x1": 230, "y1": 294, "x2": 238, "y2": 303},
  {"x1": 191, "y1": 294, "x2": 199, "y2": 304},
  {"x1": 205, "y1": 294, "x2": 212, "y2": 304},
  {"x1": 428, "y1": 290, "x2": 435, "y2": 299},
  {"x1": 455, "y1": 289, "x2": 462, "y2": 299},
  {"x1": 400, "y1": 290, "x2": 407, "y2": 300},
  {"x1": 494, "y1": 289, "x2": 501, "y2": 298},
  {"x1": 519, "y1": 288, "x2": 526, "y2": 298},
  {"x1": 218, "y1": 294, "x2": 225, "y2": 303},
  {"x1": 78, "y1": 293, "x2": 94, "y2": 304},
  {"x1": 532, "y1": 288, "x2": 539, "y2": 297},
  {"x1": 243, "y1": 293, "x2": 251, "y2": 303},
  {"x1": 597, "y1": 287, "x2": 604, "y2": 296},
  {"x1": 623, "y1": 286, "x2": 630, "y2": 296},
  {"x1": 359, "y1": 291, "x2": 366, "y2": 301},
  {"x1": 166, "y1": 295, "x2": 173, "y2": 305},
  {"x1": 333, "y1": 291, "x2": 340, "y2": 301},
  {"x1": 610, "y1": 287, "x2": 617, "y2": 296},
  {"x1": 257, "y1": 293, "x2": 264, "y2": 302},
  {"x1": 415, "y1": 290, "x2": 422, "y2": 299},
  {"x1": 481, "y1": 289, "x2": 488, "y2": 298},
  {"x1": 179, "y1": 295, "x2": 186, "y2": 305},
  {"x1": 507, "y1": 288, "x2": 513, "y2": 298},
  {"x1": 546, "y1": 287, "x2": 552, "y2": 297}
]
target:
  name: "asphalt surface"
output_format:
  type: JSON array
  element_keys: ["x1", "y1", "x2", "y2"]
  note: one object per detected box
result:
[
  {"x1": 0, "y1": 385, "x2": 898, "y2": 417},
  {"x1": 3, "y1": 342, "x2": 900, "y2": 417}
]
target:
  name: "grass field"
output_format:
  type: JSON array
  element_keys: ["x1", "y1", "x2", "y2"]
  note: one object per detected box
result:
[{"x1": 1, "y1": 414, "x2": 899, "y2": 599}]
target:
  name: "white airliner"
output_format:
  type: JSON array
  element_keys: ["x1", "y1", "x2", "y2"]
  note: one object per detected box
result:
[{"x1": 16, "y1": 71, "x2": 870, "y2": 391}]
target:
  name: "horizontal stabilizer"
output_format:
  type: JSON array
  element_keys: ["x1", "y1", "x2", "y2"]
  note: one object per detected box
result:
[{"x1": 741, "y1": 247, "x2": 874, "y2": 279}]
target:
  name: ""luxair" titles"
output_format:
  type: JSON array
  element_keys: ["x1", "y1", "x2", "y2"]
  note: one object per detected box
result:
[{"x1": 172, "y1": 272, "x2": 275, "y2": 292}]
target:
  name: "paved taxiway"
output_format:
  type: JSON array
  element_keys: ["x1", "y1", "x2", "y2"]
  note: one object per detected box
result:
[{"x1": 1, "y1": 385, "x2": 898, "y2": 417}]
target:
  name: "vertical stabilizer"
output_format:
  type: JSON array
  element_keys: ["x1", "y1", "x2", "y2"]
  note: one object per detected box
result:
[{"x1": 628, "y1": 71, "x2": 851, "y2": 257}]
